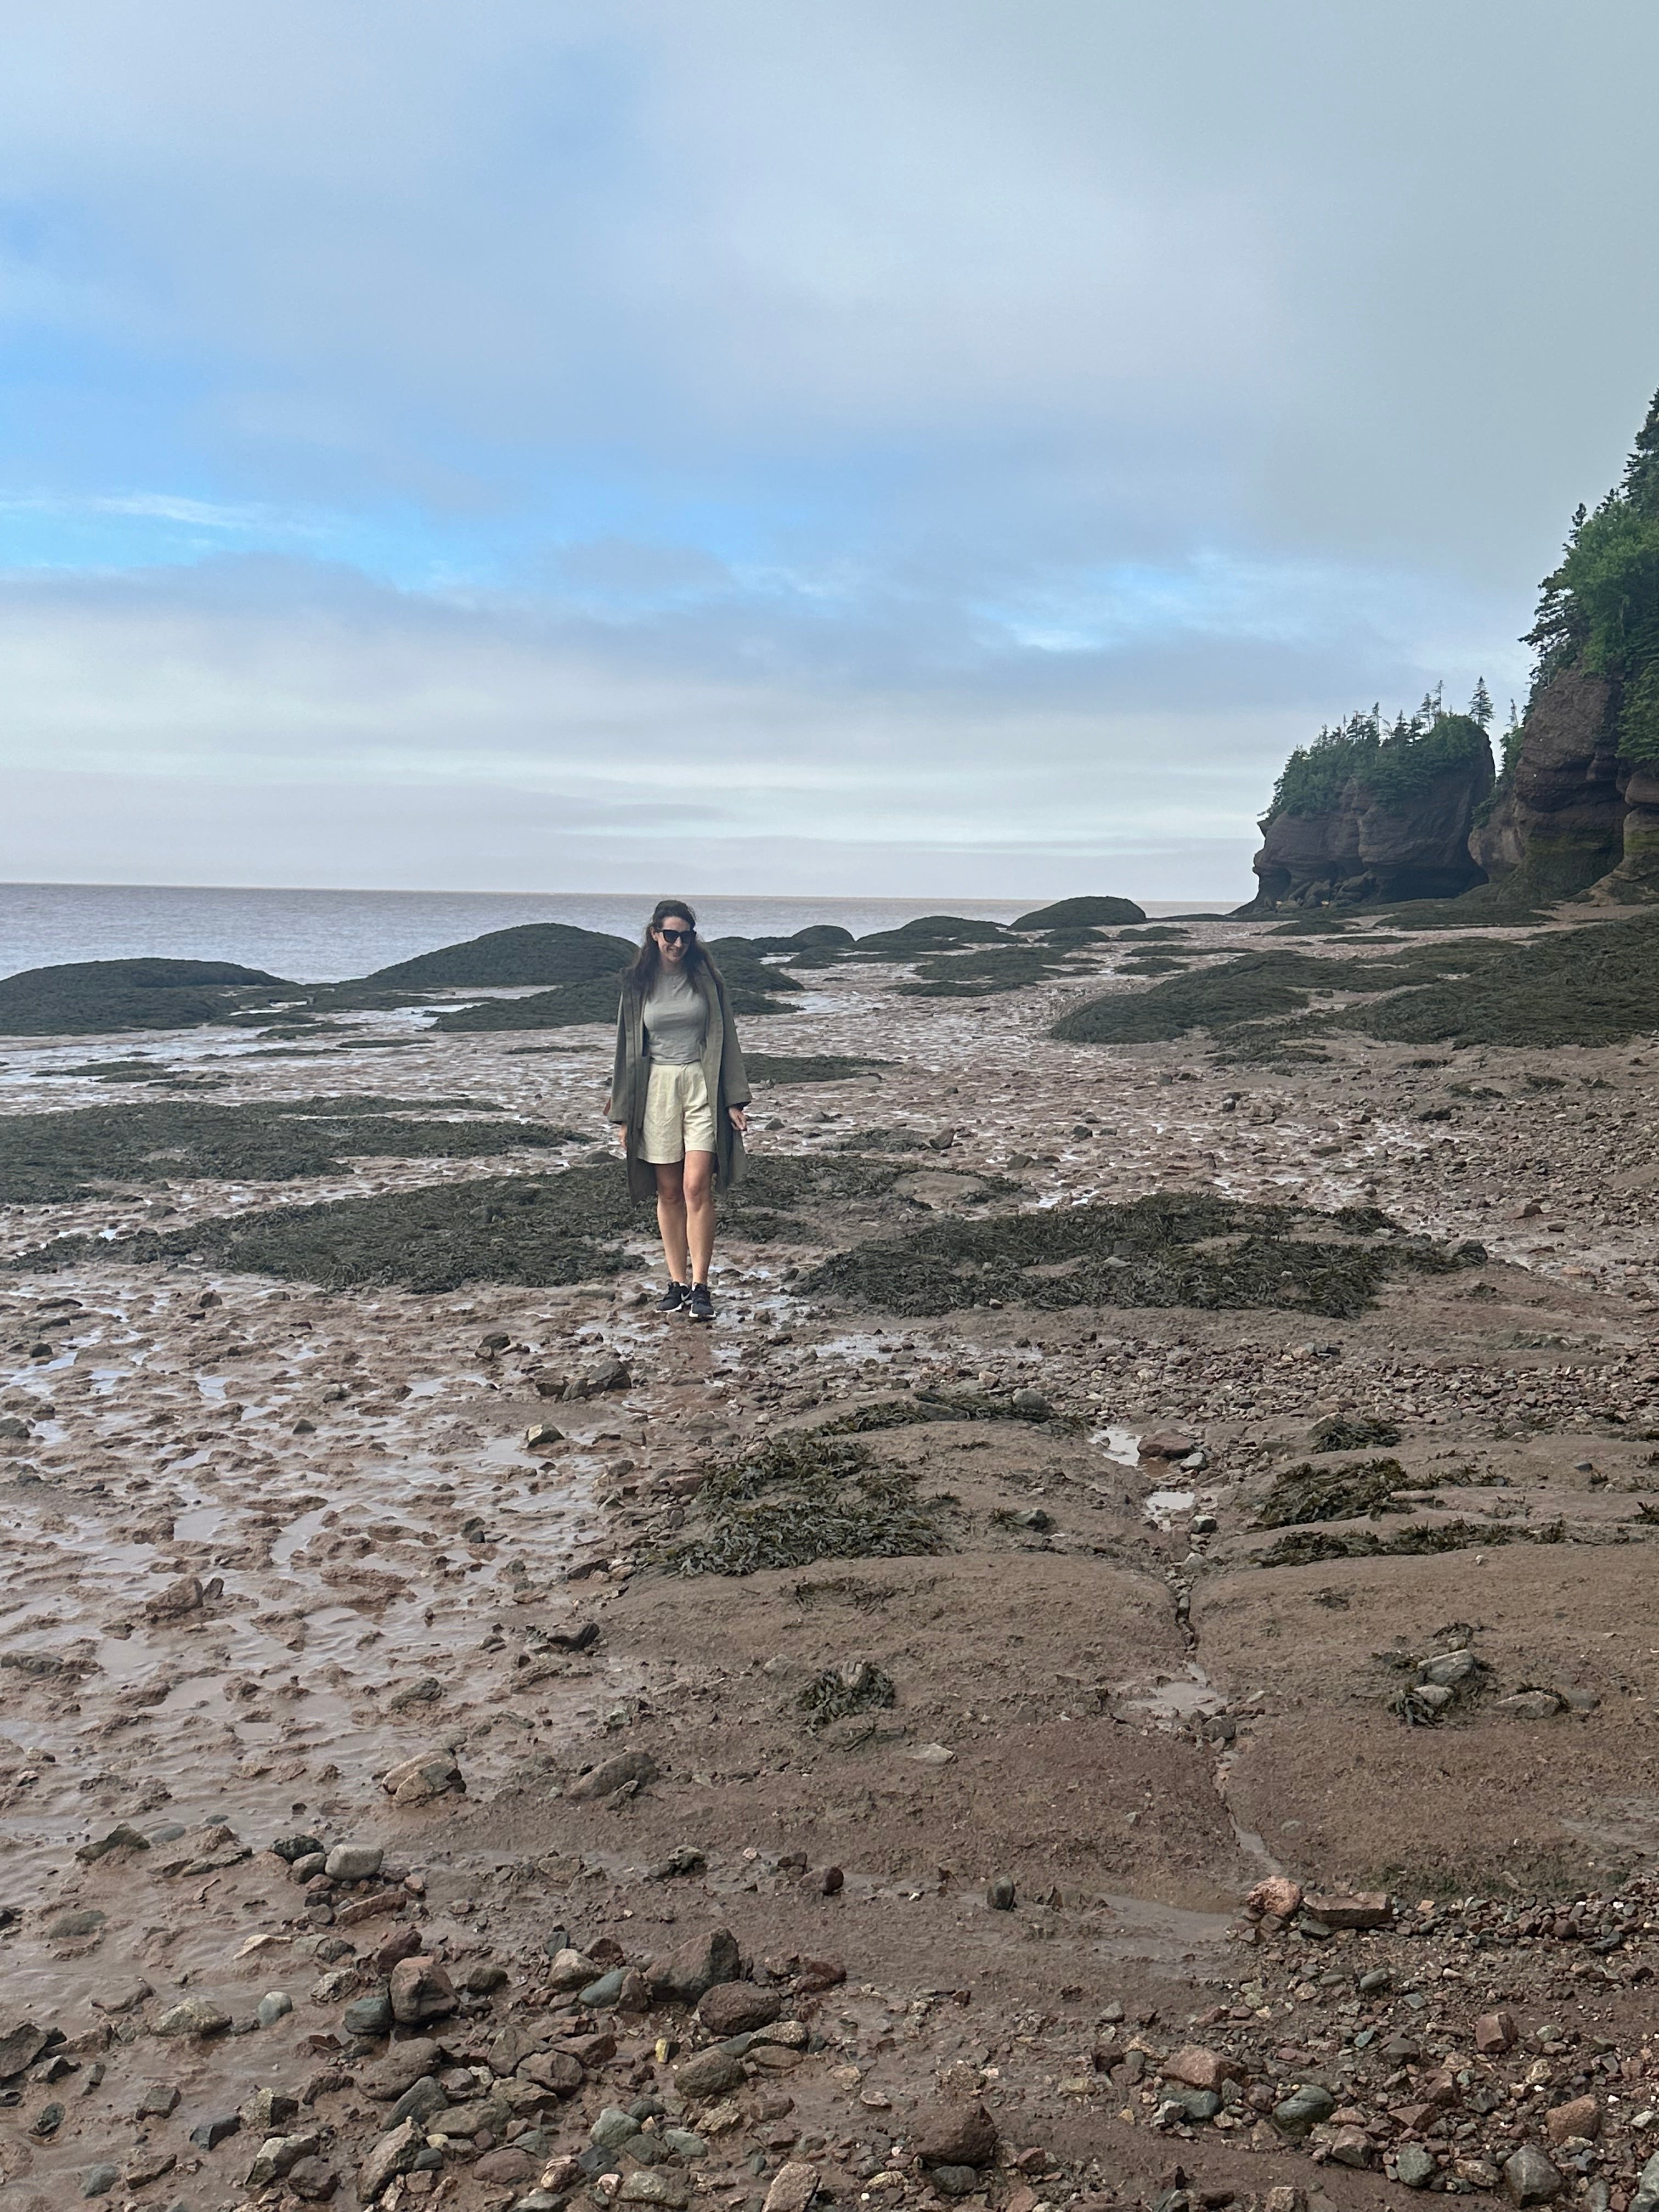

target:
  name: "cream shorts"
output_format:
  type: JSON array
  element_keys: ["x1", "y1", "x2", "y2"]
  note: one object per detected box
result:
[{"x1": 640, "y1": 1060, "x2": 718, "y2": 1163}]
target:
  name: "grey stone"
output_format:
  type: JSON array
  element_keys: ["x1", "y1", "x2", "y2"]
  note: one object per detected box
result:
[
  {"x1": 1628, "y1": 2151, "x2": 1659, "y2": 2212},
  {"x1": 545, "y1": 1947, "x2": 597, "y2": 1993},
  {"x1": 0, "y1": 2024, "x2": 49, "y2": 2080},
  {"x1": 256, "y1": 1990, "x2": 293, "y2": 2027},
  {"x1": 567, "y1": 1750, "x2": 659, "y2": 1803},
  {"x1": 362, "y1": 2038, "x2": 442, "y2": 2099},
  {"x1": 272, "y1": 1832, "x2": 326, "y2": 1863},
  {"x1": 661, "y1": 2130, "x2": 708, "y2": 2160},
  {"x1": 247, "y1": 2131, "x2": 321, "y2": 2185},
  {"x1": 580, "y1": 1968, "x2": 627, "y2": 2007},
  {"x1": 48, "y1": 1909, "x2": 108, "y2": 1939},
  {"x1": 1396, "y1": 2147, "x2": 1438, "y2": 2190},
  {"x1": 592, "y1": 2107, "x2": 644, "y2": 2148},
  {"x1": 358, "y1": 2117, "x2": 422, "y2": 2200},
  {"x1": 154, "y1": 1996, "x2": 230, "y2": 2038},
  {"x1": 342, "y1": 1988, "x2": 394, "y2": 2039},
  {"x1": 325, "y1": 1843, "x2": 383, "y2": 1882},
  {"x1": 674, "y1": 2048, "x2": 747, "y2": 2100},
  {"x1": 986, "y1": 1878, "x2": 1015, "y2": 1910},
  {"x1": 930, "y1": 2170, "x2": 980, "y2": 2201},
  {"x1": 389, "y1": 2075, "x2": 448, "y2": 2128},
  {"x1": 1504, "y1": 2148, "x2": 1565, "y2": 2207},
  {"x1": 648, "y1": 1926, "x2": 740, "y2": 2004},
  {"x1": 1272, "y1": 2084, "x2": 1336, "y2": 2137},
  {"x1": 763, "y1": 2162, "x2": 820, "y2": 2212},
  {"x1": 697, "y1": 1982, "x2": 782, "y2": 2037},
  {"x1": 82, "y1": 2166, "x2": 121, "y2": 2199},
  {"x1": 912, "y1": 2100, "x2": 998, "y2": 2168},
  {"x1": 240, "y1": 2087, "x2": 300, "y2": 2133},
  {"x1": 190, "y1": 2113, "x2": 241, "y2": 2149},
  {"x1": 618, "y1": 2175, "x2": 690, "y2": 2210}
]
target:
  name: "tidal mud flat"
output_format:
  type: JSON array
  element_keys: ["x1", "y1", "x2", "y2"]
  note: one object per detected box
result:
[{"x1": 2, "y1": 911, "x2": 1658, "y2": 2212}]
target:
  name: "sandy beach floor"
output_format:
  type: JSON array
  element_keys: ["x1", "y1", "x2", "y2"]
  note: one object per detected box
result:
[{"x1": 2, "y1": 918, "x2": 1656, "y2": 2212}]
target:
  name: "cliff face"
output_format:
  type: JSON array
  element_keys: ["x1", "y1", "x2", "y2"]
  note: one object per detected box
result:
[
  {"x1": 1250, "y1": 744, "x2": 1494, "y2": 911},
  {"x1": 1468, "y1": 667, "x2": 1659, "y2": 902}
]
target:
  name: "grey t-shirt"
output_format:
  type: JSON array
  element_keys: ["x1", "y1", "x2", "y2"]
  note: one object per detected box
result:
[{"x1": 642, "y1": 968, "x2": 707, "y2": 1065}]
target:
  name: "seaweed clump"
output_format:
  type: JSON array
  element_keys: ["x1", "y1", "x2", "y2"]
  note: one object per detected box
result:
[
  {"x1": 1333, "y1": 913, "x2": 1659, "y2": 1048},
  {"x1": 1311, "y1": 1413, "x2": 1403, "y2": 1451},
  {"x1": 12, "y1": 1167, "x2": 639, "y2": 1293},
  {"x1": 0, "y1": 1096, "x2": 578, "y2": 1205},
  {"x1": 805, "y1": 1191, "x2": 1484, "y2": 1321},
  {"x1": 797, "y1": 1658, "x2": 896, "y2": 1728},
  {"x1": 1255, "y1": 1458, "x2": 1412, "y2": 1528},
  {"x1": 744, "y1": 1054, "x2": 891, "y2": 1084},
  {"x1": 1255, "y1": 1519, "x2": 1519, "y2": 1568},
  {"x1": 657, "y1": 1434, "x2": 951, "y2": 1577},
  {"x1": 0, "y1": 958, "x2": 288, "y2": 1039},
  {"x1": 898, "y1": 947, "x2": 1071, "y2": 997},
  {"x1": 365, "y1": 921, "x2": 633, "y2": 988},
  {"x1": 1013, "y1": 896, "x2": 1146, "y2": 929},
  {"x1": 816, "y1": 1386, "x2": 1057, "y2": 1435}
]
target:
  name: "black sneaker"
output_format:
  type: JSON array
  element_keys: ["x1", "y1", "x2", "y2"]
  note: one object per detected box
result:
[
  {"x1": 688, "y1": 1283, "x2": 715, "y2": 1323},
  {"x1": 658, "y1": 1282, "x2": 689, "y2": 1313}
]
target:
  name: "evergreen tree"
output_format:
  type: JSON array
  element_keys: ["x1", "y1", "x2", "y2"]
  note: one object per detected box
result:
[{"x1": 1469, "y1": 676, "x2": 1494, "y2": 728}]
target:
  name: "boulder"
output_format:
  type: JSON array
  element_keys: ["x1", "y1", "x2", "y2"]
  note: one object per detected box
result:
[
  {"x1": 648, "y1": 1927, "x2": 741, "y2": 2004},
  {"x1": 911, "y1": 2100, "x2": 998, "y2": 2168},
  {"x1": 1161, "y1": 2047, "x2": 1244, "y2": 2092},
  {"x1": 696, "y1": 1982, "x2": 782, "y2": 2037},
  {"x1": 357, "y1": 2117, "x2": 422, "y2": 2202},
  {"x1": 1503, "y1": 2147, "x2": 1564, "y2": 2207},
  {"x1": 380, "y1": 1749, "x2": 463, "y2": 1804},
  {"x1": 387, "y1": 1956, "x2": 456, "y2": 2027},
  {"x1": 363, "y1": 2040, "x2": 442, "y2": 2100}
]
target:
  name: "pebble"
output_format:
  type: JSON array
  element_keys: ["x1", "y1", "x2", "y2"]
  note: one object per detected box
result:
[
  {"x1": 324, "y1": 1842, "x2": 383, "y2": 1881},
  {"x1": 1504, "y1": 2147, "x2": 1564, "y2": 2205},
  {"x1": 256, "y1": 1990, "x2": 294, "y2": 2027},
  {"x1": 154, "y1": 1996, "x2": 230, "y2": 2038},
  {"x1": 81, "y1": 2166, "x2": 120, "y2": 2199},
  {"x1": 1395, "y1": 2147, "x2": 1437, "y2": 2189}
]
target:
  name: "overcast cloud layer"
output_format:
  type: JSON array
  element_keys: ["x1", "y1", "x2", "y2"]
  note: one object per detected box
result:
[{"x1": 3, "y1": 1, "x2": 1657, "y2": 900}]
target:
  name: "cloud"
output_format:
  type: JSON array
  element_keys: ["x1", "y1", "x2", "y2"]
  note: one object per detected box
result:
[{"x1": 0, "y1": 1, "x2": 1655, "y2": 894}]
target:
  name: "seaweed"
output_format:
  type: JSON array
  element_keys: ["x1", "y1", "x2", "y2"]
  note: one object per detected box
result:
[
  {"x1": 804, "y1": 1190, "x2": 1485, "y2": 1319},
  {"x1": 657, "y1": 1433, "x2": 950, "y2": 1577},
  {"x1": 1329, "y1": 913, "x2": 1659, "y2": 1047},
  {"x1": 1012, "y1": 896, "x2": 1146, "y2": 929},
  {"x1": 0, "y1": 1095, "x2": 578, "y2": 1205},
  {"x1": 1311, "y1": 1413, "x2": 1403, "y2": 1451},
  {"x1": 815, "y1": 1386, "x2": 1058, "y2": 1434},
  {"x1": 365, "y1": 921, "x2": 634, "y2": 988},
  {"x1": 1255, "y1": 1457, "x2": 1412, "y2": 1528},
  {"x1": 744, "y1": 1054, "x2": 893, "y2": 1084},
  {"x1": 855, "y1": 916, "x2": 1012, "y2": 955},
  {"x1": 11, "y1": 1166, "x2": 639, "y2": 1292},
  {"x1": 1255, "y1": 1519, "x2": 1517, "y2": 1567},
  {"x1": 432, "y1": 953, "x2": 798, "y2": 1031},
  {"x1": 898, "y1": 946, "x2": 1068, "y2": 996},
  {"x1": 797, "y1": 1659, "x2": 896, "y2": 1726},
  {"x1": 0, "y1": 958, "x2": 289, "y2": 1038}
]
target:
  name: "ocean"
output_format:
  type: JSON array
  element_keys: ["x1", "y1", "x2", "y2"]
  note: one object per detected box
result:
[{"x1": 0, "y1": 882, "x2": 1220, "y2": 984}]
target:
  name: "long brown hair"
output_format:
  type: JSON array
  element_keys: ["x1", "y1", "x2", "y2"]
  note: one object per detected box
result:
[{"x1": 625, "y1": 898, "x2": 709, "y2": 994}]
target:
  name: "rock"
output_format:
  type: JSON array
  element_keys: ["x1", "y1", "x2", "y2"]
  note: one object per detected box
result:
[
  {"x1": 241, "y1": 2087, "x2": 300, "y2": 2132},
  {"x1": 1496, "y1": 1690, "x2": 1565, "y2": 1720},
  {"x1": 256, "y1": 1990, "x2": 293, "y2": 2027},
  {"x1": 545, "y1": 1946, "x2": 599, "y2": 1992},
  {"x1": 649, "y1": 1927, "x2": 741, "y2": 2004},
  {"x1": 388, "y1": 1955, "x2": 457, "y2": 2025},
  {"x1": 82, "y1": 2166, "x2": 120, "y2": 2199},
  {"x1": 47, "y1": 1907, "x2": 106, "y2": 1940},
  {"x1": 520, "y1": 2049, "x2": 585, "y2": 2095},
  {"x1": 477, "y1": 2146, "x2": 534, "y2": 2185},
  {"x1": 324, "y1": 1843, "x2": 383, "y2": 1881},
  {"x1": 764, "y1": 2162, "x2": 820, "y2": 2212},
  {"x1": 248, "y1": 2132, "x2": 321, "y2": 2185},
  {"x1": 136, "y1": 2083, "x2": 181, "y2": 2118},
  {"x1": 430, "y1": 2095, "x2": 510, "y2": 2137},
  {"x1": 466, "y1": 1961, "x2": 509, "y2": 1995},
  {"x1": 619, "y1": 2176, "x2": 691, "y2": 2209},
  {"x1": 580, "y1": 1968, "x2": 627, "y2": 2007},
  {"x1": 1471, "y1": 667, "x2": 1624, "y2": 897},
  {"x1": 91, "y1": 1976, "x2": 153, "y2": 2015},
  {"x1": 342, "y1": 1989, "x2": 394, "y2": 2038},
  {"x1": 912, "y1": 2100, "x2": 998, "y2": 2168},
  {"x1": 123, "y1": 2149, "x2": 177, "y2": 2187},
  {"x1": 661, "y1": 2129, "x2": 709, "y2": 2159},
  {"x1": 986, "y1": 1878, "x2": 1016, "y2": 1911},
  {"x1": 697, "y1": 1982, "x2": 782, "y2": 2037},
  {"x1": 190, "y1": 2112, "x2": 241, "y2": 2149},
  {"x1": 1302, "y1": 1891, "x2": 1390, "y2": 1928},
  {"x1": 1162, "y1": 2047, "x2": 1244, "y2": 2092},
  {"x1": 154, "y1": 1995, "x2": 230, "y2": 2037},
  {"x1": 907, "y1": 1741, "x2": 955, "y2": 1765},
  {"x1": 288, "y1": 2157, "x2": 340, "y2": 2202},
  {"x1": 390, "y1": 2076, "x2": 448, "y2": 2128},
  {"x1": 592, "y1": 2108, "x2": 643, "y2": 2148},
  {"x1": 0, "y1": 2023, "x2": 50, "y2": 2079},
  {"x1": 1546, "y1": 2096, "x2": 1600, "y2": 2143},
  {"x1": 1272, "y1": 2084, "x2": 1335, "y2": 2136},
  {"x1": 567, "y1": 1749, "x2": 659, "y2": 1802},
  {"x1": 358, "y1": 2116, "x2": 422, "y2": 2202},
  {"x1": 144, "y1": 1574, "x2": 204, "y2": 1621},
  {"x1": 1475, "y1": 2011, "x2": 1519, "y2": 2053},
  {"x1": 1139, "y1": 1429, "x2": 1199, "y2": 1459},
  {"x1": 1246, "y1": 1875, "x2": 1303, "y2": 1920},
  {"x1": 1631, "y1": 2151, "x2": 1659, "y2": 2212},
  {"x1": 380, "y1": 1748, "x2": 464, "y2": 1803},
  {"x1": 1395, "y1": 2148, "x2": 1438, "y2": 2190},
  {"x1": 676, "y1": 2048, "x2": 748, "y2": 2100},
  {"x1": 76, "y1": 1823, "x2": 151, "y2": 1865},
  {"x1": 1504, "y1": 2147, "x2": 1564, "y2": 2206},
  {"x1": 291, "y1": 1851, "x2": 328, "y2": 1882},
  {"x1": 363, "y1": 2041, "x2": 442, "y2": 2098},
  {"x1": 1251, "y1": 711, "x2": 1493, "y2": 910},
  {"x1": 526, "y1": 1421, "x2": 564, "y2": 1450},
  {"x1": 930, "y1": 2168, "x2": 982, "y2": 2199},
  {"x1": 273, "y1": 1832, "x2": 326, "y2": 1863},
  {"x1": 1327, "y1": 2127, "x2": 1375, "y2": 2169}
]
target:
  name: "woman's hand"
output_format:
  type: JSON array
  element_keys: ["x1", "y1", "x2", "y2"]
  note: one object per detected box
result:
[
  {"x1": 612, "y1": 1122, "x2": 628, "y2": 1156},
  {"x1": 729, "y1": 1105, "x2": 749, "y2": 1135}
]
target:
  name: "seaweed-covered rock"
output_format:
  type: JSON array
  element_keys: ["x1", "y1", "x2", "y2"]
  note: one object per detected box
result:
[
  {"x1": 0, "y1": 958, "x2": 286, "y2": 1038},
  {"x1": 1012, "y1": 895, "x2": 1146, "y2": 929},
  {"x1": 366, "y1": 922, "x2": 633, "y2": 988}
]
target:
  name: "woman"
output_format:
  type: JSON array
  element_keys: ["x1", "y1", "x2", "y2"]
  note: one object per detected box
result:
[{"x1": 607, "y1": 899, "x2": 751, "y2": 1322}]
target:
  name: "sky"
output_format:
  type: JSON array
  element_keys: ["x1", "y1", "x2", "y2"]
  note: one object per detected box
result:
[{"x1": 2, "y1": 2, "x2": 1658, "y2": 903}]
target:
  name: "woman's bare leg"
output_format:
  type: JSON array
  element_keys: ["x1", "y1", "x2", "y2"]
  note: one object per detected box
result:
[
  {"x1": 653, "y1": 1161, "x2": 690, "y2": 1282},
  {"x1": 683, "y1": 1150, "x2": 717, "y2": 1284}
]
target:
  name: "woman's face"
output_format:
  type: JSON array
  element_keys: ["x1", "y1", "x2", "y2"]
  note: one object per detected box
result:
[{"x1": 653, "y1": 915, "x2": 694, "y2": 966}]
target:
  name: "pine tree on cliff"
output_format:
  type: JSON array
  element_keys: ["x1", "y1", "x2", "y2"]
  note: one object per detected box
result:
[
  {"x1": 1525, "y1": 384, "x2": 1659, "y2": 765},
  {"x1": 1469, "y1": 678, "x2": 1493, "y2": 729}
]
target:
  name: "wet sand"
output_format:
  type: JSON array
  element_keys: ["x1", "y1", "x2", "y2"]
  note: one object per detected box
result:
[{"x1": 1, "y1": 917, "x2": 1656, "y2": 2210}]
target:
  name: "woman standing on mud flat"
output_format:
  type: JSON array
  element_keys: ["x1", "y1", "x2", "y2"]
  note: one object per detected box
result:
[{"x1": 607, "y1": 899, "x2": 750, "y2": 1323}]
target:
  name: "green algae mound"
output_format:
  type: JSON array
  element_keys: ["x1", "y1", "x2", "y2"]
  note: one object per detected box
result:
[
  {"x1": 0, "y1": 958, "x2": 289, "y2": 1037},
  {"x1": 1013, "y1": 895, "x2": 1147, "y2": 929},
  {"x1": 366, "y1": 922, "x2": 634, "y2": 988}
]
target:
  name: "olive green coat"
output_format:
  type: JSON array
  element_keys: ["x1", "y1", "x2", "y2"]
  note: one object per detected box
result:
[{"x1": 606, "y1": 960, "x2": 751, "y2": 1204}]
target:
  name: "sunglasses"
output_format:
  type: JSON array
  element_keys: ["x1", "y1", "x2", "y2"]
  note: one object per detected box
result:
[{"x1": 657, "y1": 927, "x2": 693, "y2": 944}]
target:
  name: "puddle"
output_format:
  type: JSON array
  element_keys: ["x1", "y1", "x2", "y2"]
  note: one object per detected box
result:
[
  {"x1": 1143, "y1": 1488, "x2": 1196, "y2": 1527},
  {"x1": 1094, "y1": 1425, "x2": 1140, "y2": 1465},
  {"x1": 1111, "y1": 1665, "x2": 1225, "y2": 1725}
]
